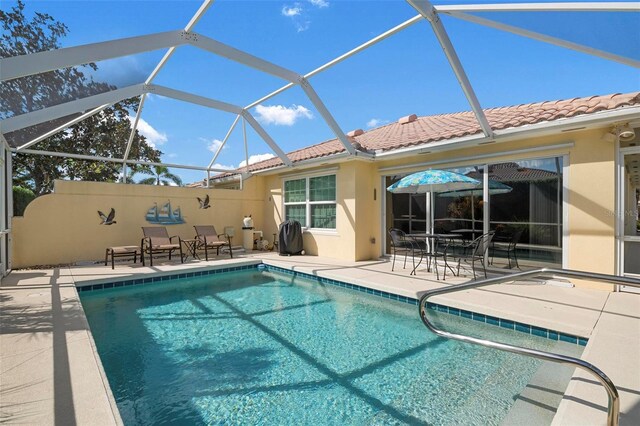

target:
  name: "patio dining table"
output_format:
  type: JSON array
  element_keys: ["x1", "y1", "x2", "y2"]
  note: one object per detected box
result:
[
  {"x1": 450, "y1": 229, "x2": 483, "y2": 241},
  {"x1": 407, "y1": 233, "x2": 461, "y2": 280}
]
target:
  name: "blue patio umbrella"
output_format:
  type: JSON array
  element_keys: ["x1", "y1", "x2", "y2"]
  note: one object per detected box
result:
[{"x1": 386, "y1": 169, "x2": 480, "y2": 194}]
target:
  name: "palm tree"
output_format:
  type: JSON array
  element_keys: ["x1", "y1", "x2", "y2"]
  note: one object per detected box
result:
[
  {"x1": 136, "y1": 165, "x2": 183, "y2": 186},
  {"x1": 119, "y1": 164, "x2": 140, "y2": 184}
]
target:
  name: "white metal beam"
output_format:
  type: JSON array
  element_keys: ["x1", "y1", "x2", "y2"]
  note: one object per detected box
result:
[
  {"x1": 5, "y1": 141, "x2": 12, "y2": 273},
  {"x1": 122, "y1": 94, "x2": 147, "y2": 183},
  {"x1": 1, "y1": 84, "x2": 145, "y2": 133},
  {"x1": 245, "y1": 14, "x2": 424, "y2": 110},
  {"x1": 435, "y1": 2, "x2": 639, "y2": 13},
  {"x1": 146, "y1": 0, "x2": 216, "y2": 84},
  {"x1": 208, "y1": 114, "x2": 240, "y2": 168},
  {"x1": 308, "y1": 15, "x2": 424, "y2": 79},
  {"x1": 147, "y1": 85, "x2": 243, "y2": 114},
  {"x1": 242, "y1": 116, "x2": 249, "y2": 173},
  {"x1": 190, "y1": 34, "x2": 300, "y2": 82},
  {"x1": 146, "y1": 47, "x2": 177, "y2": 85},
  {"x1": 16, "y1": 103, "x2": 111, "y2": 151},
  {"x1": 13, "y1": 148, "x2": 232, "y2": 173},
  {"x1": 0, "y1": 31, "x2": 185, "y2": 82},
  {"x1": 241, "y1": 111, "x2": 293, "y2": 167},
  {"x1": 245, "y1": 85, "x2": 294, "y2": 111},
  {"x1": 136, "y1": 86, "x2": 292, "y2": 168},
  {"x1": 407, "y1": 0, "x2": 494, "y2": 138},
  {"x1": 445, "y1": 11, "x2": 640, "y2": 69},
  {"x1": 184, "y1": 0, "x2": 216, "y2": 31},
  {"x1": 1, "y1": 82, "x2": 294, "y2": 171},
  {"x1": 298, "y1": 78, "x2": 358, "y2": 156}
]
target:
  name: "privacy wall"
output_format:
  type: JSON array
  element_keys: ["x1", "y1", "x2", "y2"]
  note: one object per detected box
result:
[{"x1": 12, "y1": 179, "x2": 264, "y2": 268}]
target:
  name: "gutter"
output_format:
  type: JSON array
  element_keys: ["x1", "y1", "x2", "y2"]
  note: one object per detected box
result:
[{"x1": 234, "y1": 150, "x2": 375, "y2": 178}]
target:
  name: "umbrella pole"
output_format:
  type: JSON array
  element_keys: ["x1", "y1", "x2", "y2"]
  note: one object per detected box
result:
[{"x1": 428, "y1": 192, "x2": 434, "y2": 234}]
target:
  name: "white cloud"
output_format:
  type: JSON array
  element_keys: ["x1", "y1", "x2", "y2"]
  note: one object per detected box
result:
[
  {"x1": 166, "y1": 153, "x2": 178, "y2": 159},
  {"x1": 238, "y1": 153, "x2": 276, "y2": 168},
  {"x1": 255, "y1": 104, "x2": 313, "y2": 126},
  {"x1": 366, "y1": 118, "x2": 389, "y2": 128},
  {"x1": 210, "y1": 163, "x2": 235, "y2": 171},
  {"x1": 205, "y1": 138, "x2": 225, "y2": 153},
  {"x1": 129, "y1": 116, "x2": 168, "y2": 148},
  {"x1": 309, "y1": 0, "x2": 329, "y2": 8},
  {"x1": 282, "y1": 3, "x2": 310, "y2": 32},
  {"x1": 208, "y1": 154, "x2": 276, "y2": 171},
  {"x1": 282, "y1": 5, "x2": 302, "y2": 17}
]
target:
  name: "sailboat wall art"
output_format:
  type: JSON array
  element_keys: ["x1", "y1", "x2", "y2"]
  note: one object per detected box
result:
[{"x1": 145, "y1": 200, "x2": 186, "y2": 225}]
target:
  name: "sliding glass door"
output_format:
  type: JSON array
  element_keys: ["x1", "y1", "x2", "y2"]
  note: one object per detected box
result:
[
  {"x1": 384, "y1": 155, "x2": 564, "y2": 266},
  {"x1": 385, "y1": 176, "x2": 427, "y2": 234},
  {"x1": 488, "y1": 159, "x2": 563, "y2": 265}
]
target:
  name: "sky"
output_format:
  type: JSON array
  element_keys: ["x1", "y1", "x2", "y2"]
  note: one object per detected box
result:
[{"x1": 4, "y1": 0, "x2": 640, "y2": 184}]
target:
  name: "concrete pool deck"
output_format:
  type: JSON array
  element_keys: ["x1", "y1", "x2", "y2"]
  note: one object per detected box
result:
[{"x1": 1, "y1": 253, "x2": 638, "y2": 425}]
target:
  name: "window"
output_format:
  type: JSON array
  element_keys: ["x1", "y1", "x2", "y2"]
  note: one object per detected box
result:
[{"x1": 284, "y1": 174, "x2": 336, "y2": 229}]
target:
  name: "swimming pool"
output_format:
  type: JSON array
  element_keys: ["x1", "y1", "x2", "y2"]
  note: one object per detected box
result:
[{"x1": 80, "y1": 268, "x2": 582, "y2": 425}]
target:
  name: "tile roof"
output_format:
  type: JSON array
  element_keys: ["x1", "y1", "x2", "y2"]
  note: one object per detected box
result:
[
  {"x1": 223, "y1": 92, "x2": 640, "y2": 176},
  {"x1": 468, "y1": 163, "x2": 559, "y2": 183}
]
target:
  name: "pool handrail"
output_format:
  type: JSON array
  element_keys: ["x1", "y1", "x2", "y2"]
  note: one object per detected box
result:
[{"x1": 418, "y1": 267, "x2": 640, "y2": 426}]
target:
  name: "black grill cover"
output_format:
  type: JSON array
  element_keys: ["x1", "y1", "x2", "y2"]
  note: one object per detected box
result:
[{"x1": 278, "y1": 220, "x2": 303, "y2": 255}]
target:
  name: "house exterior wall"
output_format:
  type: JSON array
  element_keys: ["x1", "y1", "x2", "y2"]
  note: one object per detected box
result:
[
  {"x1": 261, "y1": 127, "x2": 616, "y2": 289},
  {"x1": 11, "y1": 179, "x2": 265, "y2": 268},
  {"x1": 12, "y1": 128, "x2": 618, "y2": 290},
  {"x1": 262, "y1": 163, "x2": 358, "y2": 259}
]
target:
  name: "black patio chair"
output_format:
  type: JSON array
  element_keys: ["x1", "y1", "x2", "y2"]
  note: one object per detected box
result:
[
  {"x1": 456, "y1": 231, "x2": 495, "y2": 280},
  {"x1": 491, "y1": 228, "x2": 524, "y2": 269},
  {"x1": 388, "y1": 228, "x2": 426, "y2": 275}
]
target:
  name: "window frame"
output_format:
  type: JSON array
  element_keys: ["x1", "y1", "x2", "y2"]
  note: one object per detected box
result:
[{"x1": 283, "y1": 173, "x2": 337, "y2": 231}]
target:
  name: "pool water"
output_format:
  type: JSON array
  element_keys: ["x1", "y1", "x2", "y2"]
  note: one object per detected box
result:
[{"x1": 80, "y1": 269, "x2": 582, "y2": 425}]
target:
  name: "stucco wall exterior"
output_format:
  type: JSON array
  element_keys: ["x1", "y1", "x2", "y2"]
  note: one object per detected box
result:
[
  {"x1": 262, "y1": 163, "x2": 359, "y2": 259},
  {"x1": 12, "y1": 127, "x2": 619, "y2": 290},
  {"x1": 261, "y1": 127, "x2": 616, "y2": 288},
  {"x1": 12, "y1": 179, "x2": 265, "y2": 268}
]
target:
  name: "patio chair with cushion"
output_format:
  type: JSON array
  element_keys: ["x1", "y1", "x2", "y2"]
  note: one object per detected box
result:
[
  {"x1": 194, "y1": 225, "x2": 233, "y2": 261},
  {"x1": 388, "y1": 228, "x2": 426, "y2": 275},
  {"x1": 141, "y1": 226, "x2": 184, "y2": 267},
  {"x1": 491, "y1": 227, "x2": 524, "y2": 269},
  {"x1": 456, "y1": 231, "x2": 495, "y2": 280}
]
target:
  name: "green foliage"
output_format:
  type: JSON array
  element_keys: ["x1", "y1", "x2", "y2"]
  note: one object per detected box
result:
[
  {"x1": 12, "y1": 186, "x2": 36, "y2": 216},
  {"x1": 132, "y1": 165, "x2": 183, "y2": 187},
  {"x1": 1, "y1": 1, "x2": 162, "y2": 195},
  {"x1": 446, "y1": 196, "x2": 482, "y2": 220}
]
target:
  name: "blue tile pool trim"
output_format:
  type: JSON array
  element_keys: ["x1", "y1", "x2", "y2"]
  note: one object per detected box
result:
[
  {"x1": 262, "y1": 264, "x2": 587, "y2": 347},
  {"x1": 76, "y1": 261, "x2": 586, "y2": 347},
  {"x1": 75, "y1": 263, "x2": 261, "y2": 293}
]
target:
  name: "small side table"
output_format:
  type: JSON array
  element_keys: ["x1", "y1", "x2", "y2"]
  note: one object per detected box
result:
[
  {"x1": 105, "y1": 246, "x2": 140, "y2": 269},
  {"x1": 181, "y1": 239, "x2": 200, "y2": 262}
]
